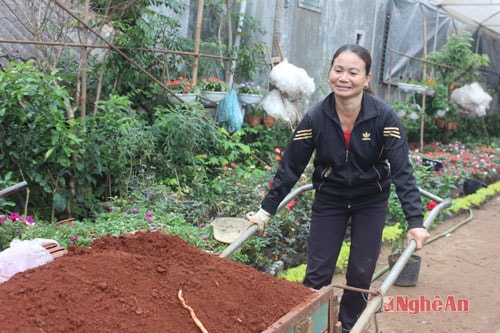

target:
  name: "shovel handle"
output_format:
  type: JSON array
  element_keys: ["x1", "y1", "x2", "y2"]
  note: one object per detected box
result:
[
  {"x1": 218, "y1": 224, "x2": 259, "y2": 258},
  {"x1": 218, "y1": 184, "x2": 315, "y2": 259}
]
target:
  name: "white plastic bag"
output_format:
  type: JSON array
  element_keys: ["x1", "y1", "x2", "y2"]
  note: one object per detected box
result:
[
  {"x1": 450, "y1": 82, "x2": 492, "y2": 118},
  {"x1": 0, "y1": 239, "x2": 56, "y2": 283},
  {"x1": 269, "y1": 59, "x2": 315, "y2": 101},
  {"x1": 261, "y1": 89, "x2": 302, "y2": 124}
]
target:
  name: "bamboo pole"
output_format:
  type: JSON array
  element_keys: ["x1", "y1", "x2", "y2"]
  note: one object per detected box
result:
[
  {"x1": 80, "y1": 0, "x2": 89, "y2": 121},
  {"x1": 192, "y1": 0, "x2": 204, "y2": 86},
  {"x1": 389, "y1": 48, "x2": 455, "y2": 70},
  {"x1": 52, "y1": 0, "x2": 182, "y2": 103},
  {"x1": 0, "y1": 39, "x2": 231, "y2": 60},
  {"x1": 225, "y1": 0, "x2": 232, "y2": 85},
  {"x1": 387, "y1": 52, "x2": 393, "y2": 102},
  {"x1": 420, "y1": 17, "x2": 427, "y2": 151}
]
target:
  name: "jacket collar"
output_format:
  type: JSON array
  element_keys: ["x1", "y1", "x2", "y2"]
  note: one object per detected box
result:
[{"x1": 322, "y1": 91, "x2": 380, "y2": 123}]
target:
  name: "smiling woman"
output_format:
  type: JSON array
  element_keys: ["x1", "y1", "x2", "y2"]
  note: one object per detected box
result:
[{"x1": 245, "y1": 43, "x2": 429, "y2": 332}]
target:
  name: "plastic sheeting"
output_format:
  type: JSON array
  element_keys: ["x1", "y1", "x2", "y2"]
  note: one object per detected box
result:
[
  {"x1": 429, "y1": 0, "x2": 500, "y2": 36},
  {"x1": 384, "y1": 0, "x2": 500, "y2": 92},
  {"x1": 430, "y1": 0, "x2": 500, "y2": 88},
  {"x1": 0, "y1": 239, "x2": 56, "y2": 283},
  {"x1": 383, "y1": 0, "x2": 456, "y2": 83}
]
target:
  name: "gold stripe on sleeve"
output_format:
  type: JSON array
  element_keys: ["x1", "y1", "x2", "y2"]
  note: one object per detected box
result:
[
  {"x1": 293, "y1": 129, "x2": 313, "y2": 141},
  {"x1": 383, "y1": 127, "x2": 401, "y2": 139}
]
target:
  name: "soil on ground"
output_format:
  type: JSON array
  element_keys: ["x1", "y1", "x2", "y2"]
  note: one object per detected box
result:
[{"x1": 0, "y1": 231, "x2": 314, "y2": 333}]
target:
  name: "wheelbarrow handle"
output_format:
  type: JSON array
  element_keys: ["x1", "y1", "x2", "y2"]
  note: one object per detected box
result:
[{"x1": 0, "y1": 181, "x2": 28, "y2": 198}]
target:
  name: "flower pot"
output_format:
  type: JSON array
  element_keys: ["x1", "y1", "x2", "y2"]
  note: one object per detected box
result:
[
  {"x1": 263, "y1": 116, "x2": 276, "y2": 128},
  {"x1": 447, "y1": 122, "x2": 458, "y2": 130},
  {"x1": 201, "y1": 91, "x2": 227, "y2": 103},
  {"x1": 168, "y1": 93, "x2": 198, "y2": 105},
  {"x1": 396, "y1": 110, "x2": 406, "y2": 118},
  {"x1": 248, "y1": 115, "x2": 262, "y2": 127},
  {"x1": 397, "y1": 82, "x2": 426, "y2": 93},
  {"x1": 56, "y1": 218, "x2": 75, "y2": 226},
  {"x1": 238, "y1": 93, "x2": 263, "y2": 105},
  {"x1": 435, "y1": 119, "x2": 447, "y2": 129},
  {"x1": 388, "y1": 254, "x2": 421, "y2": 287}
]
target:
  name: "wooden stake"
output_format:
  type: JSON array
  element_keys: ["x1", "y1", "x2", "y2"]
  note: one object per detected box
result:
[
  {"x1": 420, "y1": 17, "x2": 427, "y2": 151},
  {"x1": 192, "y1": 0, "x2": 204, "y2": 86}
]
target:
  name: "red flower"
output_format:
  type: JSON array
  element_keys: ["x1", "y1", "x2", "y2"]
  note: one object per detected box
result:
[
  {"x1": 269, "y1": 178, "x2": 274, "y2": 188},
  {"x1": 286, "y1": 199, "x2": 296, "y2": 211},
  {"x1": 426, "y1": 201, "x2": 437, "y2": 211}
]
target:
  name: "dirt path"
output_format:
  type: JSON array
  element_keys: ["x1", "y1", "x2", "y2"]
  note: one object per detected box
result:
[{"x1": 362, "y1": 195, "x2": 500, "y2": 332}]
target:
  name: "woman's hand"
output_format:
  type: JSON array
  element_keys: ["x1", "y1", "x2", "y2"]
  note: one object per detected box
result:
[
  {"x1": 245, "y1": 208, "x2": 271, "y2": 234},
  {"x1": 406, "y1": 227, "x2": 430, "y2": 250}
]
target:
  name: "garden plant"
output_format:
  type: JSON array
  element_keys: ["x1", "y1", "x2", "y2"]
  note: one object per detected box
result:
[{"x1": 1, "y1": 3, "x2": 500, "y2": 278}]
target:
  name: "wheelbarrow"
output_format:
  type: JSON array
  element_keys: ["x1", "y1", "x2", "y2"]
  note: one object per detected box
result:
[{"x1": 216, "y1": 184, "x2": 343, "y2": 332}]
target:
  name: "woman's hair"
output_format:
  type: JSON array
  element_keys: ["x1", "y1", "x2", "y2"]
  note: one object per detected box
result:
[{"x1": 330, "y1": 44, "x2": 374, "y2": 94}]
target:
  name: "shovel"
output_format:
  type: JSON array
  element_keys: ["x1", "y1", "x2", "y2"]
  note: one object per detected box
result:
[{"x1": 218, "y1": 184, "x2": 313, "y2": 258}]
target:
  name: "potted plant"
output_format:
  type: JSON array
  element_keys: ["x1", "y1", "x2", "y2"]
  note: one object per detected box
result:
[
  {"x1": 391, "y1": 101, "x2": 413, "y2": 119},
  {"x1": 397, "y1": 76, "x2": 427, "y2": 94},
  {"x1": 247, "y1": 105, "x2": 265, "y2": 127},
  {"x1": 398, "y1": 75, "x2": 436, "y2": 95},
  {"x1": 386, "y1": 195, "x2": 422, "y2": 287},
  {"x1": 263, "y1": 115, "x2": 276, "y2": 128},
  {"x1": 388, "y1": 252, "x2": 422, "y2": 287},
  {"x1": 166, "y1": 76, "x2": 199, "y2": 104},
  {"x1": 237, "y1": 81, "x2": 266, "y2": 105},
  {"x1": 426, "y1": 31, "x2": 489, "y2": 141},
  {"x1": 200, "y1": 77, "x2": 229, "y2": 103}
]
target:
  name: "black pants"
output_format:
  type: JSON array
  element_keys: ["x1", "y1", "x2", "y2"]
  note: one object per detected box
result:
[{"x1": 303, "y1": 197, "x2": 387, "y2": 331}]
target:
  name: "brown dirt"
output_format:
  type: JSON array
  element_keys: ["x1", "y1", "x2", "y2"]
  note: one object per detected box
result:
[
  {"x1": 0, "y1": 231, "x2": 314, "y2": 333},
  {"x1": 1, "y1": 196, "x2": 499, "y2": 332},
  {"x1": 363, "y1": 195, "x2": 500, "y2": 332}
]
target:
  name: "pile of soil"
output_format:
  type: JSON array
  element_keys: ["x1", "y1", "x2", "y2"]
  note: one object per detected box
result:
[{"x1": 0, "y1": 231, "x2": 314, "y2": 332}]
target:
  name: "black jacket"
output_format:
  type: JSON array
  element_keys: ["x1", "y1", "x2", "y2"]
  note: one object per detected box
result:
[{"x1": 261, "y1": 92, "x2": 424, "y2": 229}]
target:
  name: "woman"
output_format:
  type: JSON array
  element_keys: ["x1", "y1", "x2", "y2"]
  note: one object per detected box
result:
[{"x1": 246, "y1": 44, "x2": 430, "y2": 331}]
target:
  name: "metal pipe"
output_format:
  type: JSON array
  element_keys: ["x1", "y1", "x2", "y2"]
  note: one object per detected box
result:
[
  {"x1": 219, "y1": 183, "x2": 314, "y2": 258},
  {"x1": 419, "y1": 187, "x2": 446, "y2": 203},
  {"x1": 351, "y1": 198, "x2": 451, "y2": 333},
  {"x1": 277, "y1": 183, "x2": 314, "y2": 211},
  {"x1": 0, "y1": 181, "x2": 28, "y2": 198}
]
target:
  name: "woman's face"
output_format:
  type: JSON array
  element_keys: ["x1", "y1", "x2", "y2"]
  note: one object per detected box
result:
[{"x1": 328, "y1": 51, "x2": 372, "y2": 99}]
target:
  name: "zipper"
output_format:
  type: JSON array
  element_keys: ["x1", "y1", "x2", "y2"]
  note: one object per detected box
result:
[
  {"x1": 372, "y1": 165, "x2": 381, "y2": 180},
  {"x1": 346, "y1": 149, "x2": 352, "y2": 205}
]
